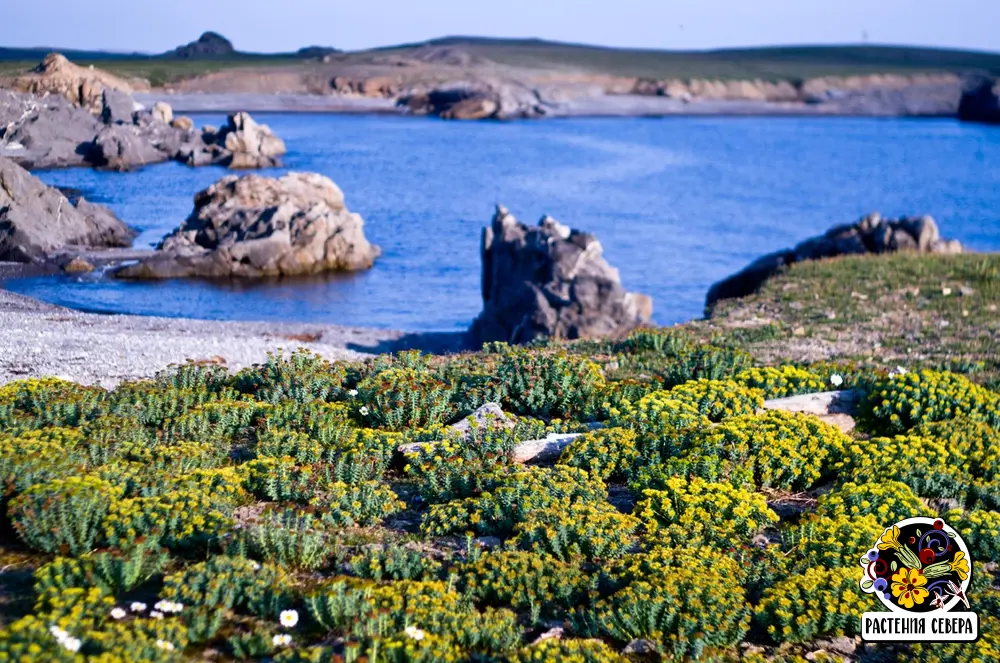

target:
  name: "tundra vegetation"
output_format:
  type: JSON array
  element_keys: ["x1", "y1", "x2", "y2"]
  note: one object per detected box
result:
[{"x1": 0, "y1": 252, "x2": 998, "y2": 662}]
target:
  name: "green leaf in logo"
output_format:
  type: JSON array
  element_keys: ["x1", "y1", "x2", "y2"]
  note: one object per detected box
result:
[
  {"x1": 862, "y1": 579, "x2": 874, "y2": 590},
  {"x1": 891, "y1": 560, "x2": 898, "y2": 572}
]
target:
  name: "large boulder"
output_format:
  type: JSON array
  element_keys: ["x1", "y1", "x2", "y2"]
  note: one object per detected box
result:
[
  {"x1": 399, "y1": 82, "x2": 546, "y2": 120},
  {"x1": 958, "y1": 76, "x2": 1000, "y2": 125},
  {"x1": 0, "y1": 156, "x2": 136, "y2": 261},
  {"x1": 469, "y1": 205, "x2": 652, "y2": 345},
  {"x1": 12, "y1": 53, "x2": 145, "y2": 115},
  {"x1": 706, "y1": 213, "x2": 963, "y2": 308},
  {"x1": 0, "y1": 90, "x2": 103, "y2": 169},
  {"x1": 115, "y1": 172, "x2": 380, "y2": 279},
  {"x1": 90, "y1": 124, "x2": 172, "y2": 170}
]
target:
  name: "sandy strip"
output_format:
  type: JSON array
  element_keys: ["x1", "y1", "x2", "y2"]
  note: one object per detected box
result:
[{"x1": 0, "y1": 288, "x2": 453, "y2": 388}]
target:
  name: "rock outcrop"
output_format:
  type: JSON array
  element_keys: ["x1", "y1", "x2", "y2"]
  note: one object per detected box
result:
[
  {"x1": 115, "y1": 172, "x2": 380, "y2": 279},
  {"x1": 958, "y1": 76, "x2": 1000, "y2": 125},
  {"x1": 12, "y1": 53, "x2": 146, "y2": 115},
  {"x1": 469, "y1": 205, "x2": 652, "y2": 345},
  {"x1": 1, "y1": 72, "x2": 285, "y2": 171},
  {"x1": 164, "y1": 32, "x2": 236, "y2": 59},
  {"x1": 399, "y1": 82, "x2": 546, "y2": 120},
  {"x1": 0, "y1": 156, "x2": 135, "y2": 262},
  {"x1": 187, "y1": 112, "x2": 287, "y2": 168},
  {"x1": 706, "y1": 213, "x2": 963, "y2": 308}
]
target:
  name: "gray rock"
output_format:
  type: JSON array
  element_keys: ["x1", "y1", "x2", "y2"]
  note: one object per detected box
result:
[
  {"x1": 116, "y1": 172, "x2": 380, "y2": 279},
  {"x1": 90, "y1": 124, "x2": 170, "y2": 171},
  {"x1": 100, "y1": 88, "x2": 135, "y2": 125},
  {"x1": 622, "y1": 639, "x2": 658, "y2": 655},
  {"x1": 399, "y1": 81, "x2": 546, "y2": 120},
  {"x1": 0, "y1": 90, "x2": 101, "y2": 169},
  {"x1": 62, "y1": 256, "x2": 95, "y2": 273},
  {"x1": 469, "y1": 205, "x2": 652, "y2": 345},
  {"x1": 0, "y1": 156, "x2": 135, "y2": 262},
  {"x1": 449, "y1": 403, "x2": 515, "y2": 436},
  {"x1": 706, "y1": 213, "x2": 963, "y2": 308}
]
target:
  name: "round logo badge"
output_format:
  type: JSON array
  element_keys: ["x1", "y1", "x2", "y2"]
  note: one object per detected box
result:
[{"x1": 860, "y1": 516, "x2": 972, "y2": 613}]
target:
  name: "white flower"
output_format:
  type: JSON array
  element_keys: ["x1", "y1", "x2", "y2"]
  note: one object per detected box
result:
[
  {"x1": 62, "y1": 637, "x2": 82, "y2": 653},
  {"x1": 251, "y1": 561, "x2": 261, "y2": 571},
  {"x1": 942, "y1": 287, "x2": 952, "y2": 296},
  {"x1": 279, "y1": 609, "x2": 299, "y2": 628},
  {"x1": 49, "y1": 625, "x2": 68, "y2": 639},
  {"x1": 348, "y1": 389, "x2": 358, "y2": 397},
  {"x1": 830, "y1": 374, "x2": 844, "y2": 387},
  {"x1": 359, "y1": 406, "x2": 370, "y2": 417},
  {"x1": 150, "y1": 610, "x2": 164, "y2": 619},
  {"x1": 892, "y1": 366, "x2": 908, "y2": 376},
  {"x1": 130, "y1": 602, "x2": 147, "y2": 612},
  {"x1": 110, "y1": 607, "x2": 127, "y2": 620},
  {"x1": 272, "y1": 633, "x2": 293, "y2": 647},
  {"x1": 154, "y1": 600, "x2": 183, "y2": 614},
  {"x1": 404, "y1": 625, "x2": 426, "y2": 641},
  {"x1": 155, "y1": 640, "x2": 175, "y2": 651}
]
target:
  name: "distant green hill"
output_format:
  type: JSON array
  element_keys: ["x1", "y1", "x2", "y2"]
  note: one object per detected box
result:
[{"x1": 2, "y1": 36, "x2": 998, "y2": 86}]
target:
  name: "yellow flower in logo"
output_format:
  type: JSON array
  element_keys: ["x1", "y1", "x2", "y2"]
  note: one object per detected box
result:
[
  {"x1": 949, "y1": 551, "x2": 970, "y2": 581},
  {"x1": 878, "y1": 525, "x2": 901, "y2": 551},
  {"x1": 891, "y1": 567, "x2": 929, "y2": 609}
]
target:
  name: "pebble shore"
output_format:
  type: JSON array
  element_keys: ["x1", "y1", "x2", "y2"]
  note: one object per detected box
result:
[{"x1": 0, "y1": 289, "x2": 408, "y2": 387}]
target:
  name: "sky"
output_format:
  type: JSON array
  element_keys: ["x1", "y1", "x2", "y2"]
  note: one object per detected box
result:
[{"x1": 3, "y1": 0, "x2": 998, "y2": 54}]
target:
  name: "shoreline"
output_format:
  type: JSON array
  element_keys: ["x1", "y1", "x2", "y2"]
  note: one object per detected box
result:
[
  {"x1": 135, "y1": 91, "x2": 962, "y2": 119},
  {"x1": 0, "y1": 286, "x2": 468, "y2": 387}
]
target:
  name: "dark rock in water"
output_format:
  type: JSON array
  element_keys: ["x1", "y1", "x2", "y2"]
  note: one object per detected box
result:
[
  {"x1": 90, "y1": 124, "x2": 170, "y2": 171},
  {"x1": 115, "y1": 172, "x2": 380, "y2": 279},
  {"x1": 100, "y1": 88, "x2": 136, "y2": 125},
  {"x1": 958, "y1": 75, "x2": 1000, "y2": 125},
  {"x1": 705, "y1": 213, "x2": 963, "y2": 308},
  {"x1": 164, "y1": 32, "x2": 235, "y2": 59},
  {"x1": 175, "y1": 112, "x2": 286, "y2": 169},
  {"x1": 399, "y1": 82, "x2": 545, "y2": 120},
  {"x1": 469, "y1": 205, "x2": 652, "y2": 345},
  {"x1": 0, "y1": 156, "x2": 135, "y2": 262}
]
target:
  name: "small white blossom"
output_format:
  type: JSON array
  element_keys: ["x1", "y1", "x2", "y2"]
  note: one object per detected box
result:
[
  {"x1": 942, "y1": 287, "x2": 952, "y2": 296},
  {"x1": 62, "y1": 637, "x2": 82, "y2": 653},
  {"x1": 155, "y1": 640, "x2": 175, "y2": 651},
  {"x1": 348, "y1": 389, "x2": 358, "y2": 397},
  {"x1": 279, "y1": 609, "x2": 299, "y2": 628},
  {"x1": 359, "y1": 406, "x2": 370, "y2": 417},
  {"x1": 892, "y1": 366, "x2": 908, "y2": 376},
  {"x1": 49, "y1": 625, "x2": 68, "y2": 639},
  {"x1": 130, "y1": 602, "x2": 147, "y2": 612},
  {"x1": 150, "y1": 611, "x2": 164, "y2": 619},
  {"x1": 404, "y1": 625, "x2": 426, "y2": 641},
  {"x1": 830, "y1": 374, "x2": 844, "y2": 387},
  {"x1": 272, "y1": 633, "x2": 293, "y2": 647},
  {"x1": 251, "y1": 561, "x2": 261, "y2": 571},
  {"x1": 110, "y1": 607, "x2": 127, "y2": 620},
  {"x1": 154, "y1": 600, "x2": 183, "y2": 614}
]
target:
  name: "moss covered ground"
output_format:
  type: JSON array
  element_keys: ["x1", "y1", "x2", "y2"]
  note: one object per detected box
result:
[{"x1": 0, "y1": 252, "x2": 998, "y2": 662}]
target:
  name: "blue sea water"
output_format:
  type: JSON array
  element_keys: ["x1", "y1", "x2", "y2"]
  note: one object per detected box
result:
[{"x1": 6, "y1": 114, "x2": 1000, "y2": 332}]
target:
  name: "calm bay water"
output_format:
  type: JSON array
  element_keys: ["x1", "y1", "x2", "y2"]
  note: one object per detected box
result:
[{"x1": 7, "y1": 114, "x2": 1000, "y2": 331}]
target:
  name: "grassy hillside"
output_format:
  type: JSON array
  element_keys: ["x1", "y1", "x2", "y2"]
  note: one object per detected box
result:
[{"x1": 3, "y1": 37, "x2": 1000, "y2": 86}]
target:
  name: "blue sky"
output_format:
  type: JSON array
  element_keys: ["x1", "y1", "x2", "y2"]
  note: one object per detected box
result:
[{"x1": 3, "y1": 0, "x2": 998, "y2": 54}]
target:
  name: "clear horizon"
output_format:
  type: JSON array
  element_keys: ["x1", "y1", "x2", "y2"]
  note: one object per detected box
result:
[{"x1": 2, "y1": 0, "x2": 999, "y2": 55}]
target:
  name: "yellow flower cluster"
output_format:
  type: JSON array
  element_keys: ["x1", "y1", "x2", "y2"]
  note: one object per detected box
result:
[
  {"x1": 557, "y1": 427, "x2": 639, "y2": 483},
  {"x1": 456, "y1": 550, "x2": 590, "y2": 616},
  {"x1": 735, "y1": 365, "x2": 827, "y2": 399},
  {"x1": 789, "y1": 513, "x2": 885, "y2": 568},
  {"x1": 506, "y1": 637, "x2": 627, "y2": 663},
  {"x1": 831, "y1": 434, "x2": 965, "y2": 499},
  {"x1": 514, "y1": 502, "x2": 640, "y2": 561},
  {"x1": 862, "y1": 368, "x2": 1000, "y2": 434},
  {"x1": 668, "y1": 378, "x2": 765, "y2": 422},
  {"x1": 755, "y1": 566, "x2": 867, "y2": 644},
  {"x1": 689, "y1": 409, "x2": 849, "y2": 491},
  {"x1": 814, "y1": 480, "x2": 934, "y2": 523},
  {"x1": 945, "y1": 508, "x2": 1000, "y2": 562},
  {"x1": 635, "y1": 477, "x2": 778, "y2": 546}
]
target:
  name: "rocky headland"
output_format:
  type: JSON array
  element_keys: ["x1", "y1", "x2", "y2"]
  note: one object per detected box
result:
[
  {"x1": 706, "y1": 213, "x2": 963, "y2": 308},
  {"x1": 0, "y1": 54, "x2": 286, "y2": 170}
]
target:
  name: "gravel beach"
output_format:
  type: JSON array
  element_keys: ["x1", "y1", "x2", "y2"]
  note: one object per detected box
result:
[{"x1": 0, "y1": 288, "x2": 433, "y2": 387}]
